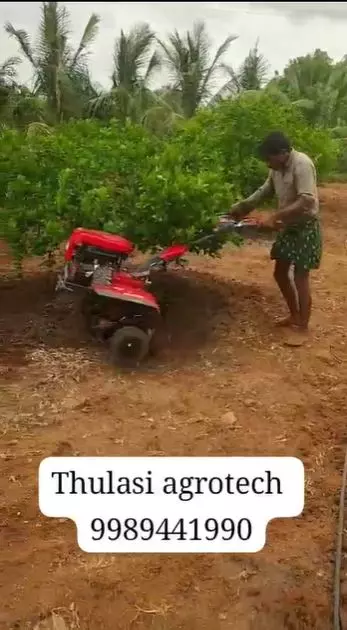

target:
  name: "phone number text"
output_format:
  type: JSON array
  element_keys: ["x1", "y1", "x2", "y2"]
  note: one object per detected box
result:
[{"x1": 90, "y1": 517, "x2": 253, "y2": 542}]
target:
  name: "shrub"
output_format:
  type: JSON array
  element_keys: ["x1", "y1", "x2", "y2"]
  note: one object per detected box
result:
[
  {"x1": 173, "y1": 92, "x2": 337, "y2": 196},
  {"x1": 0, "y1": 119, "x2": 233, "y2": 262},
  {"x1": 0, "y1": 94, "x2": 337, "y2": 265}
]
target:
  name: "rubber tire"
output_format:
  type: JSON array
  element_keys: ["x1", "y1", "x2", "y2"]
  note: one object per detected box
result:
[{"x1": 109, "y1": 326, "x2": 150, "y2": 368}]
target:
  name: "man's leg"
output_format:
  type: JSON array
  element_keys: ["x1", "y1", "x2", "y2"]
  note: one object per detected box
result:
[
  {"x1": 273, "y1": 260, "x2": 300, "y2": 325},
  {"x1": 293, "y1": 268, "x2": 312, "y2": 330}
]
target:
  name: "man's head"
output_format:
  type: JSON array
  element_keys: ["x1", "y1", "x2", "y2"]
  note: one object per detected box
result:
[{"x1": 258, "y1": 132, "x2": 292, "y2": 170}]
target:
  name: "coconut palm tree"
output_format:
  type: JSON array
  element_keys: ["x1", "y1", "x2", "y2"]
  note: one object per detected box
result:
[
  {"x1": 5, "y1": 1, "x2": 99, "y2": 122},
  {"x1": 234, "y1": 40, "x2": 268, "y2": 92},
  {"x1": 89, "y1": 23, "x2": 160, "y2": 123},
  {"x1": 273, "y1": 49, "x2": 332, "y2": 100},
  {"x1": 267, "y1": 49, "x2": 347, "y2": 127},
  {"x1": 157, "y1": 21, "x2": 237, "y2": 118},
  {"x1": 210, "y1": 40, "x2": 269, "y2": 104}
]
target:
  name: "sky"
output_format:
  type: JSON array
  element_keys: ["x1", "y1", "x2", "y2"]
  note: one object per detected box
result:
[{"x1": 1, "y1": 1, "x2": 347, "y2": 90}]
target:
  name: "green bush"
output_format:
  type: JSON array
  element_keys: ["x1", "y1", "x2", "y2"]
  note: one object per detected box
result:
[
  {"x1": 173, "y1": 92, "x2": 337, "y2": 197},
  {"x1": 0, "y1": 94, "x2": 337, "y2": 265},
  {"x1": 0, "y1": 119, "x2": 233, "y2": 262},
  {"x1": 329, "y1": 131, "x2": 347, "y2": 176}
]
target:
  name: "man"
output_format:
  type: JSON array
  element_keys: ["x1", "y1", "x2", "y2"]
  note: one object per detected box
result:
[{"x1": 221, "y1": 131, "x2": 322, "y2": 341}]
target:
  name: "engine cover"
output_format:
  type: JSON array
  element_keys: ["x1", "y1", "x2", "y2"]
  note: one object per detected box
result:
[{"x1": 65, "y1": 228, "x2": 134, "y2": 262}]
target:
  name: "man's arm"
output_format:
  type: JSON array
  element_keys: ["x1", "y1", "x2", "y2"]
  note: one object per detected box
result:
[
  {"x1": 274, "y1": 159, "x2": 317, "y2": 224},
  {"x1": 227, "y1": 175, "x2": 274, "y2": 220}
]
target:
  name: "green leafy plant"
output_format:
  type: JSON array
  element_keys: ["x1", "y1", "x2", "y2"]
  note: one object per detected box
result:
[{"x1": 0, "y1": 93, "x2": 337, "y2": 267}]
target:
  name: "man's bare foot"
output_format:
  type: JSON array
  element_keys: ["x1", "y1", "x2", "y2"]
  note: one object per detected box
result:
[
  {"x1": 283, "y1": 325, "x2": 309, "y2": 347},
  {"x1": 275, "y1": 315, "x2": 300, "y2": 328}
]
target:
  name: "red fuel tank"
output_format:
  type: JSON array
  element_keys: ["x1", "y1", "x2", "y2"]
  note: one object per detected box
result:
[{"x1": 65, "y1": 228, "x2": 134, "y2": 260}]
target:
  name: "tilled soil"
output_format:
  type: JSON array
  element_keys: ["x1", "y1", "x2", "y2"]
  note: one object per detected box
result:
[{"x1": 0, "y1": 184, "x2": 347, "y2": 629}]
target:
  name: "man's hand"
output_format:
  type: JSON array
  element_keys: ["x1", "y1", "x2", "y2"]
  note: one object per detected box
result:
[
  {"x1": 227, "y1": 201, "x2": 248, "y2": 221},
  {"x1": 217, "y1": 202, "x2": 248, "y2": 225},
  {"x1": 260, "y1": 214, "x2": 284, "y2": 230},
  {"x1": 218, "y1": 214, "x2": 234, "y2": 225}
]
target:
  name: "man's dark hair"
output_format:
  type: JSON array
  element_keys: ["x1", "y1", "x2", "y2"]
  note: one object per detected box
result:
[{"x1": 258, "y1": 132, "x2": 291, "y2": 158}]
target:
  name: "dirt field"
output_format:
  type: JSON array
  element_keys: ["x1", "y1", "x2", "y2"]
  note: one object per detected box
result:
[{"x1": 1, "y1": 184, "x2": 347, "y2": 630}]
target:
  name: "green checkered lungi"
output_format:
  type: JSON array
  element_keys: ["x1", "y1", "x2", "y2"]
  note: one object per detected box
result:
[{"x1": 270, "y1": 217, "x2": 322, "y2": 271}]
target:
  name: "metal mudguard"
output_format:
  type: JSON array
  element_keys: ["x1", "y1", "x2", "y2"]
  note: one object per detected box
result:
[{"x1": 91, "y1": 281, "x2": 160, "y2": 312}]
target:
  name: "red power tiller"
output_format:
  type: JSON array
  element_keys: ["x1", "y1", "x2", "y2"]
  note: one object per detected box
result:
[{"x1": 56, "y1": 219, "x2": 272, "y2": 367}]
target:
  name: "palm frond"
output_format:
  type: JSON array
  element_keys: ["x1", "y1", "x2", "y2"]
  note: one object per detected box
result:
[
  {"x1": 144, "y1": 50, "x2": 161, "y2": 83},
  {"x1": 0, "y1": 56, "x2": 21, "y2": 82},
  {"x1": 158, "y1": 21, "x2": 237, "y2": 117},
  {"x1": 112, "y1": 23, "x2": 158, "y2": 92},
  {"x1": 26, "y1": 121, "x2": 52, "y2": 137},
  {"x1": 37, "y1": 2, "x2": 70, "y2": 61},
  {"x1": 199, "y1": 33, "x2": 238, "y2": 98},
  {"x1": 208, "y1": 65, "x2": 240, "y2": 104},
  {"x1": 157, "y1": 31, "x2": 188, "y2": 84},
  {"x1": 142, "y1": 102, "x2": 183, "y2": 135},
  {"x1": 188, "y1": 21, "x2": 209, "y2": 68},
  {"x1": 88, "y1": 90, "x2": 114, "y2": 117},
  {"x1": 113, "y1": 30, "x2": 127, "y2": 87},
  {"x1": 293, "y1": 98, "x2": 315, "y2": 110},
  {"x1": 4, "y1": 23, "x2": 36, "y2": 67},
  {"x1": 237, "y1": 40, "x2": 269, "y2": 91},
  {"x1": 129, "y1": 23, "x2": 155, "y2": 68},
  {"x1": 70, "y1": 13, "x2": 100, "y2": 69},
  {"x1": 157, "y1": 33, "x2": 181, "y2": 69}
]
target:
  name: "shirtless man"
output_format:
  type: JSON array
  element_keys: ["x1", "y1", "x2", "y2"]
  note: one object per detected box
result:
[{"x1": 222, "y1": 131, "x2": 322, "y2": 337}]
